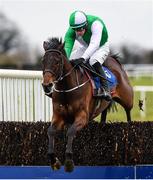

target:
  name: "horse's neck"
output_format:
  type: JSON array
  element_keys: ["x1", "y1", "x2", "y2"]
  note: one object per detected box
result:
[
  {"x1": 57, "y1": 58, "x2": 77, "y2": 89},
  {"x1": 58, "y1": 58, "x2": 87, "y2": 90}
]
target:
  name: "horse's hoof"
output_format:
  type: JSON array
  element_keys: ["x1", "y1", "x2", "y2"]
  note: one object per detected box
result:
[
  {"x1": 64, "y1": 159, "x2": 74, "y2": 172},
  {"x1": 51, "y1": 158, "x2": 61, "y2": 170}
]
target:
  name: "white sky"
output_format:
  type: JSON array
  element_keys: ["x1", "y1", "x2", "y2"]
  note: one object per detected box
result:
[{"x1": 0, "y1": 0, "x2": 153, "y2": 51}]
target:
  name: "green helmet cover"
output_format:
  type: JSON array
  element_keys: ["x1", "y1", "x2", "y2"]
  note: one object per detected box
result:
[{"x1": 69, "y1": 11, "x2": 87, "y2": 29}]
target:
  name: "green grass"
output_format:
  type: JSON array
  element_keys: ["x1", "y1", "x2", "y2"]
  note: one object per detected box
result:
[
  {"x1": 130, "y1": 76, "x2": 153, "y2": 86},
  {"x1": 98, "y1": 76, "x2": 153, "y2": 122}
]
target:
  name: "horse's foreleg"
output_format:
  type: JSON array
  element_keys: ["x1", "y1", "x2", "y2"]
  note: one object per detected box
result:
[
  {"x1": 66, "y1": 124, "x2": 76, "y2": 154},
  {"x1": 64, "y1": 124, "x2": 76, "y2": 172},
  {"x1": 47, "y1": 125, "x2": 61, "y2": 170},
  {"x1": 65, "y1": 111, "x2": 87, "y2": 172}
]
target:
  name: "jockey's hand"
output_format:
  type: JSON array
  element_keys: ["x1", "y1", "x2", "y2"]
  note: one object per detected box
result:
[{"x1": 71, "y1": 58, "x2": 85, "y2": 66}]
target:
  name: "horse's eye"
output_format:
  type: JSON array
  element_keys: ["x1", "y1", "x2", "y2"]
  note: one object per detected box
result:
[{"x1": 55, "y1": 61, "x2": 59, "y2": 65}]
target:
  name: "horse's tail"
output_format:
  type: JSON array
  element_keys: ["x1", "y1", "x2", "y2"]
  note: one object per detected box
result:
[
  {"x1": 111, "y1": 54, "x2": 122, "y2": 66},
  {"x1": 107, "y1": 100, "x2": 118, "y2": 113}
]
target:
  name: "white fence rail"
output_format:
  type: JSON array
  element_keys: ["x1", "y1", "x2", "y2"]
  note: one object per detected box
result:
[
  {"x1": 0, "y1": 69, "x2": 52, "y2": 122},
  {"x1": 124, "y1": 64, "x2": 153, "y2": 77}
]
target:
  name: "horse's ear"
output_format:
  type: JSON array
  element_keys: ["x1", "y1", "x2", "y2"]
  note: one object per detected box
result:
[
  {"x1": 43, "y1": 41, "x2": 49, "y2": 51},
  {"x1": 58, "y1": 42, "x2": 65, "y2": 51},
  {"x1": 59, "y1": 37, "x2": 62, "y2": 44}
]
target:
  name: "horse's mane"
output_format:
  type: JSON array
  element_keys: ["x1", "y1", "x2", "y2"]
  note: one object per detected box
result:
[
  {"x1": 45, "y1": 37, "x2": 67, "y2": 56},
  {"x1": 47, "y1": 37, "x2": 62, "y2": 50}
]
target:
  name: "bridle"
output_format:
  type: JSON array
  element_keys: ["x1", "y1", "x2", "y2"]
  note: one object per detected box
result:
[
  {"x1": 42, "y1": 49, "x2": 90, "y2": 94},
  {"x1": 43, "y1": 49, "x2": 65, "y2": 82}
]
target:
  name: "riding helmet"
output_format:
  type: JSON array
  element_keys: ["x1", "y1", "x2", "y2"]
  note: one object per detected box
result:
[{"x1": 69, "y1": 11, "x2": 87, "y2": 29}]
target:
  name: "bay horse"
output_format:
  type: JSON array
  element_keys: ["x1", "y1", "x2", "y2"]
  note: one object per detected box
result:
[{"x1": 42, "y1": 38, "x2": 133, "y2": 172}]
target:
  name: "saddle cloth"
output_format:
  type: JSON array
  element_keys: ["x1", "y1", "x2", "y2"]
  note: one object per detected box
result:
[{"x1": 91, "y1": 66, "x2": 118, "y2": 90}]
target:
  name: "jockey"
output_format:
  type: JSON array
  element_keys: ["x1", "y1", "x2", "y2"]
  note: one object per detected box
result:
[{"x1": 64, "y1": 10, "x2": 111, "y2": 101}]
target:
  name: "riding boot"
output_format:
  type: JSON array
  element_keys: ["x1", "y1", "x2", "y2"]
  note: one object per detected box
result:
[{"x1": 92, "y1": 62, "x2": 112, "y2": 101}]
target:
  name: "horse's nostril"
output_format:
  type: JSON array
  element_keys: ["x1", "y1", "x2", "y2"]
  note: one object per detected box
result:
[
  {"x1": 42, "y1": 83, "x2": 53, "y2": 94},
  {"x1": 49, "y1": 83, "x2": 53, "y2": 87}
]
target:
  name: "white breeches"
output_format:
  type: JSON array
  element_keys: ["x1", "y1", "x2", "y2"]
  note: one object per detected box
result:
[{"x1": 70, "y1": 42, "x2": 110, "y2": 66}]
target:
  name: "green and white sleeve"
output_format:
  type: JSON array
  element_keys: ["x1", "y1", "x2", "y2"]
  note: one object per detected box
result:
[
  {"x1": 82, "y1": 21, "x2": 103, "y2": 60},
  {"x1": 64, "y1": 28, "x2": 76, "y2": 59}
]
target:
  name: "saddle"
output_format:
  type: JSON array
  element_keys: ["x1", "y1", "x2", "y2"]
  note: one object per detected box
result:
[{"x1": 80, "y1": 62, "x2": 118, "y2": 96}]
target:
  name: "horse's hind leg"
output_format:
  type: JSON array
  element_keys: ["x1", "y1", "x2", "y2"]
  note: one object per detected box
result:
[
  {"x1": 100, "y1": 102, "x2": 112, "y2": 125},
  {"x1": 47, "y1": 125, "x2": 61, "y2": 170},
  {"x1": 113, "y1": 95, "x2": 133, "y2": 123},
  {"x1": 125, "y1": 108, "x2": 132, "y2": 123},
  {"x1": 100, "y1": 108, "x2": 107, "y2": 125}
]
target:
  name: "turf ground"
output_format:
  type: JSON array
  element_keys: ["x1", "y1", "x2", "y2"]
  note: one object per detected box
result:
[{"x1": 98, "y1": 76, "x2": 153, "y2": 122}]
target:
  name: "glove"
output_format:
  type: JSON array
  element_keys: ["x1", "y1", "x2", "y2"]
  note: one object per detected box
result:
[{"x1": 71, "y1": 58, "x2": 85, "y2": 66}]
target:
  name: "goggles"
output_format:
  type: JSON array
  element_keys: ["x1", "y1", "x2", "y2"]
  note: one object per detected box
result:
[{"x1": 73, "y1": 27, "x2": 85, "y2": 32}]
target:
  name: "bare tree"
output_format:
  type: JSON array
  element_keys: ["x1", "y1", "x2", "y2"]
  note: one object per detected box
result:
[
  {"x1": 0, "y1": 12, "x2": 22, "y2": 54},
  {"x1": 0, "y1": 12, "x2": 32, "y2": 68}
]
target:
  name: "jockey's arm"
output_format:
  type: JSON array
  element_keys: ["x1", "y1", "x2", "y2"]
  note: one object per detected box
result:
[
  {"x1": 64, "y1": 28, "x2": 75, "y2": 59},
  {"x1": 82, "y1": 21, "x2": 103, "y2": 60}
]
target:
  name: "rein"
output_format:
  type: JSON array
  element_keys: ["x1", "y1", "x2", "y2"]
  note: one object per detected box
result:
[
  {"x1": 43, "y1": 49, "x2": 90, "y2": 93},
  {"x1": 53, "y1": 78, "x2": 90, "y2": 93}
]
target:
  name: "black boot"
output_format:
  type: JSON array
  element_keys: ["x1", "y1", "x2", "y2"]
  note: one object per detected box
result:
[{"x1": 92, "y1": 62, "x2": 112, "y2": 101}]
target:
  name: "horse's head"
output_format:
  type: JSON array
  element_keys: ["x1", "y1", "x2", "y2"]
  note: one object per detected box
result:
[{"x1": 42, "y1": 38, "x2": 65, "y2": 95}]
